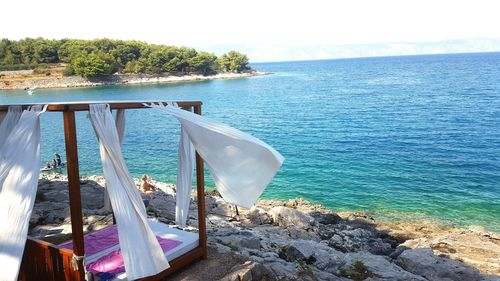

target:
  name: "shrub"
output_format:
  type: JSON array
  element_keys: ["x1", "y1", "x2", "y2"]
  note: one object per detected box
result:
[
  {"x1": 338, "y1": 260, "x2": 375, "y2": 281},
  {"x1": 229, "y1": 243, "x2": 238, "y2": 251},
  {"x1": 71, "y1": 52, "x2": 114, "y2": 78},
  {"x1": 62, "y1": 65, "x2": 75, "y2": 76},
  {"x1": 216, "y1": 51, "x2": 249, "y2": 73}
]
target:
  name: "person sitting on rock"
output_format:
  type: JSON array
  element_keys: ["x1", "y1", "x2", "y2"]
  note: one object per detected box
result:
[{"x1": 140, "y1": 175, "x2": 156, "y2": 193}]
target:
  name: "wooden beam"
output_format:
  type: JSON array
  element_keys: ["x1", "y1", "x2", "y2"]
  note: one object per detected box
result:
[
  {"x1": 0, "y1": 101, "x2": 202, "y2": 112},
  {"x1": 193, "y1": 104, "x2": 207, "y2": 259},
  {"x1": 62, "y1": 110, "x2": 85, "y2": 281}
]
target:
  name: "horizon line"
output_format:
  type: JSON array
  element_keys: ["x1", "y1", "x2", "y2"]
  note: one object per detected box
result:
[{"x1": 250, "y1": 50, "x2": 500, "y2": 64}]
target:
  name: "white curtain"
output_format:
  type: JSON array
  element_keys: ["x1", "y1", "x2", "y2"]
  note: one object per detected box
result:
[
  {"x1": 146, "y1": 102, "x2": 285, "y2": 209},
  {"x1": 0, "y1": 106, "x2": 23, "y2": 153},
  {"x1": 0, "y1": 111, "x2": 5, "y2": 125},
  {"x1": 89, "y1": 104, "x2": 169, "y2": 280},
  {"x1": 115, "y1": 109, "x2": 126, "y2": 145},
  {"x1": 103, "y1": 109, "x2": 126, "y2": 212},
  {"x1": 175, "y1": 125, "x2": 195, "y2": 227},
  {"x1": 0, "y1": 105, "x2": 46, "y2": 281}
]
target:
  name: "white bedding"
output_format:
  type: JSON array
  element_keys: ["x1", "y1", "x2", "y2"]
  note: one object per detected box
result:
[{"x1": 147, "y1": 220, "x2": 199, "y2": 261}]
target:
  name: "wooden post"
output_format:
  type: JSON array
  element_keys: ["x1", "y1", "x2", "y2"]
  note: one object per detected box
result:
[
  {"x1": 63, "y1": 110, "x2": 85, "y2": 281},
  {"x1": 193, "y1": 104, "x2": 207, "y2": 259}
]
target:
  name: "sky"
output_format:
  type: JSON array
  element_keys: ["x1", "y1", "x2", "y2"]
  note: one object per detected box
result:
[{"x1": 2, "y1": 0, "x2": 500, "y2": 62}]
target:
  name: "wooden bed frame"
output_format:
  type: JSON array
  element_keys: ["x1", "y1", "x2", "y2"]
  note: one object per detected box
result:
[{"x1": 0, "y1": 102, "x2": 208, "y2": 281}]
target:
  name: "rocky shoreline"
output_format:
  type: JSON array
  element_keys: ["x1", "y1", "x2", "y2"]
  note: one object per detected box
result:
[
  {"x1": 31, "y1": 174, "x2": 500, "y2": 280},
  {"x1": 0, "y1": 71, "x2": 269, "y2": 90}
]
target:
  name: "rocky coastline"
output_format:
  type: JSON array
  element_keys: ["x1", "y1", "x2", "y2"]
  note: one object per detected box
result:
[
  {"x1": 0, "y1": 71, "x2": 269, "y2": 90},
  {"x1": 31, "y1": 174, "x2": 500, "y2": 281}
]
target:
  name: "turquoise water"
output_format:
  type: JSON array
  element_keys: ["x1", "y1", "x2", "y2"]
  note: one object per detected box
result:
[{"x1": 1, "y1": 53, "x2": 499, "y2": 231}]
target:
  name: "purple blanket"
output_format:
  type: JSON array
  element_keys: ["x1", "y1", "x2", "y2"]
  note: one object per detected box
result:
[
  {"x1": 87, "y1": 236, "x2": 181, "y2": 277},
  {"x1": 59, "y1": 225, "x2": 120, "y2": 256}
]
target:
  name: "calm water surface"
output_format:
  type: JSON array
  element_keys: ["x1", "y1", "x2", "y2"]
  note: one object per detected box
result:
[{"x1": 1, "y1": 53, "x2": 499, "y2": 231}]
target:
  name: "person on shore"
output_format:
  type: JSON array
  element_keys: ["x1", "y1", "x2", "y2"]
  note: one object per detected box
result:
[
  {"x1": 51, "y1": 159, "x2": 58, "y2": 169},
  {"x1": 55, "y1": 153, "x2": 62, "y2": 166},
  {"x1": 44, "y1": 162, "x2": 51, "y2": 169},
  {"x1": 140, "y1": 175, "x2": 156, "y2": 193}
]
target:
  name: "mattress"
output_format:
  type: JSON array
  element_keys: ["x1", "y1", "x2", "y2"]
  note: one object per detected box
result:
[{"x1": 58, "y1": 219, "x2": 199, "y2": 280}]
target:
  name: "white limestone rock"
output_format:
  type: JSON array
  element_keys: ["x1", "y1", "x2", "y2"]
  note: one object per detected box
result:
[
  {"x1": 344, "y1": 251, "x2": 428, "y2": 281},
  {"x1": 269, "y1": 206, "x2": 317, "y2": 230},
  {"x1": 396, "y1": 248, "x2": 482, "y2": 281},
  {"x1": 243, "y1": 206, "x2": 273, "y2": 225},
  {"x1": 148, "y1": 192, "x2": 176, "y2": 220}
]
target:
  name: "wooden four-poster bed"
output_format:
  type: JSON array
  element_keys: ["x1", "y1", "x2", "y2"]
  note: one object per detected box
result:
[{"x1": 0, "y1": 102, "x2": 207, "y2": 281}]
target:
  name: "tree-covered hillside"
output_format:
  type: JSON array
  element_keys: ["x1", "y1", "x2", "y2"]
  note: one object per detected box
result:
[{"x1": 0, "y1": 38, "x2": 250, "y2": 78}]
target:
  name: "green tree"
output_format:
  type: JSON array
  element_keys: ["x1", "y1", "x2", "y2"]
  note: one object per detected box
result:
[
  {"x1": 2, "y1": 52, "x2": 17, "y2": 65},
  {"x1": 59, "y1": 39, "x2": 97, "y2": 63},
  {"x1": 32, "y1": 39, "x2": 59, "y2": 63},
  {"x1": 175, "y1": 47, "x2": 197, "y2": 72},
  {"x1": 217, "y1": 51, "x2": 249, "y2": 73},
  {"x1": 17, "y1": 38, "x2": 36, "y2": 64},
  {"x1": 162, "y1": 56, "x2": 183, "y2": 73},
  {"x1": 144, "y1": 46, "x2": 174, "y2": 74},
  {"x1": 189, "y1": 52, "x2": 217, "y2": 75},
  {"x1": 0, "y1": 37, "x2": 252, "y2": 77},
  {"x1": 93, "y1": 38, "x2": 116, "y2": 53},
  {"x1": 112, "y1": 42, "x2": 142, "y2": 67},
  {"x1": 71, "y1": 52, "x2": 115, "y2": 78},
  {"x1": 123, "y1": 58, "x2": 147, "y2": 73},
  {"x1": 1, "y1": 39, "x2": 20, "y2": 65},
  {"x1": 0, "y1": 39, "x2": 11, "y2": 62}
]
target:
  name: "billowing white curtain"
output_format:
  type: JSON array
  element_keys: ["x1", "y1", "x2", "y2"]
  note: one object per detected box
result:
[
  {"x1": 0, "y1": 105, "x2": 46, "y2": 281},
  {"x1": 146, "y1": 102, "x2": 285, "y2": 210},
  {"x1": 89, "y1": 104, "x2": 169, "y2": 279},
  {"x1": 103, "y1": 109, "x2": 126, "y2": 212},
  {"x1": 115, "y1": 109, "x2": 126, "y2": 145},
  {"x1": 0, "y1": 106, "x2": 23, "y2": 153},
  {"x1": 175, "y1": 125, "x2": 195, "y2": 227}
]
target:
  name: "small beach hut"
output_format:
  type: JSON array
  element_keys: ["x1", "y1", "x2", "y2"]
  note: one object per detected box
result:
[{"x1": 0, "y1": 101, "x2": 284, "y2": 281}]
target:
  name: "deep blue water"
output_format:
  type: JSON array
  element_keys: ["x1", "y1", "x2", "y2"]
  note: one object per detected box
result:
[{"x1": 1, "y1": 53, "x2": 499, "y2": 231}]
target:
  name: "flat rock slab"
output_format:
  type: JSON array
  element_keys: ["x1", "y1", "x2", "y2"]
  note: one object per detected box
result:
[
  {"x1": 396, "y1": 248, "x2": 481, "y2": 281},
  {"x1": 269, "y1": 206, "x2": 316, "y2": 229}
]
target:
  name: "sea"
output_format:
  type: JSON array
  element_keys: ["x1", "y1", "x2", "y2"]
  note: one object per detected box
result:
[{"x1": 1, "y1": 52, "x2": 499, "y2": 232}]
